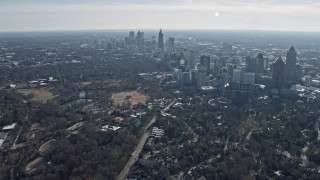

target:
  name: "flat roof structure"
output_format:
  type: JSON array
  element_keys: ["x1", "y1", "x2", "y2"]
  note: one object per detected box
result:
[{"x1": 2, "y1": 123, "x2": 17, "y2": 131}]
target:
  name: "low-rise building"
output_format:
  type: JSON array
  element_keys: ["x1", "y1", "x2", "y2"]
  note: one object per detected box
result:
[
  {"x1": 2, "y1": 123, "x2": 17, "y2": 131},
  {"x1": 151, "y1": 127, "x2": 164, "y2": 138}
]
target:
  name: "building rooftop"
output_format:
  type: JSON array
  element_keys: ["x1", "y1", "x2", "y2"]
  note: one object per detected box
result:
[
  {"x1": 201, "y1": 86, "x2": 215, "y2": 91},
  {"x1": 2, "y1": 123, "x2": 17, "y2": 131},
  {"x1": 102, "y1": 125, "x2": 121, "y2": 131}
]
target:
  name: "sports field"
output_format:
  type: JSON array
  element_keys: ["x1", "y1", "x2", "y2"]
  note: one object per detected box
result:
[
  {"x1": 18, "y1": 88, "x2": 56, "y2": 103},
  {"x1": 112, "y1": 91, "x2": 148, "y2": 106}
]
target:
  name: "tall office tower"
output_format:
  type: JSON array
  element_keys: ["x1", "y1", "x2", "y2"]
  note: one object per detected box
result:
[
  {"x1": 232, "y1": 69, "x2": 241, "y2": 83},
  {"x1": 213, "y1": 58, "x2": 221, "y2": 76},
  {"x1": 296, "y1": 65, "x2": 303, "y2": 82},
  {"x1": 245, "y1": 56, "x2": 256, "y2": 73},
  {"x1": 271, "y1": 56, "x2": 285, "y2": 85},
  {"x1": 220, "y1": 74, "x2": 227, "y2": 88},
  {"x1": 168, "y1": 37, "x2": 175, "y2": 52},
  {"x1": 210, "y1": 62, "x2": 215, "y2": 74},
  {"x1": 256, "y1": 53, "x2": 265, "y2": 74},
  {"x1": 188, "y1": 52, "x2": 197, "y2": 69},
  {"x1": 232, "y1": 56, "x2": 242, "y2": 65},
  {"x1": 158, "y1": 29, "x2": 164, "y2": 50},
  {"x1": 200, "y1": 55, "x2": 210, "y2": 73},
  {"x1": 197, "y1": 66, "x2": 207, "y2": 88},
  {"x1": 286, "y1": 46, "x2": 297, "y2": 66},
  {"x1": 226, "y1": 63, "x2": 234, "y2": 81},
  {"x1": 243, "y1": 72, "x2": 255, "y2": 84},
  {"x1": 129, "y1": 31, "x2": 135, "y2": 44},
  {"x1": 180, "y1": 72, "x2": 190, "y2": 85},
  {"x1": 223, "y1": 42, "x2": 232, "y2": 56},
  {"x1": 284, "y1": 46, "x2": 297, "y2": 82},
  {"x1": 190, "y1": 69, "x2": 198, "y2": 85},
  {"x1": 136, "y1": 31, "x2": 144, "y2": 47}
]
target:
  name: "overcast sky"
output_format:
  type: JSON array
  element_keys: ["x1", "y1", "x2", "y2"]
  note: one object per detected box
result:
[{"x1": 0, "y1": 0, "x2": 320, "y2": 32}]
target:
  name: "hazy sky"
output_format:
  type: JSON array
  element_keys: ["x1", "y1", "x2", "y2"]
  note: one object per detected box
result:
[{"x1": 0, "y1": 0, "x2": 320, "y2": 32}]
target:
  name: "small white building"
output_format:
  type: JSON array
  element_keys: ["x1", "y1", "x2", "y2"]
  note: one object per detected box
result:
[
  {"x1": 2, "y1": 123, "x2": 17, "y2": 131},
  {"x1": 101, "y1": 125, "x2": 121, "y2": 131}
]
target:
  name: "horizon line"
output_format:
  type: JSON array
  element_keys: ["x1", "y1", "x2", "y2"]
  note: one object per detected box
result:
[{"x1": 1, "y1": 28, "x2": 320, "y2": 34}]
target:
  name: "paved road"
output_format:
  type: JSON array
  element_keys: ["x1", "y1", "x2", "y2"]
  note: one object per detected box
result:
[
  {"x1": 116, "y1": 99, "x2": 176, "y2": 180},
  {"x1": 11, "y1": 111, "x2": 29, "y2": 148},
  {"x1": 116, "y1": 116, "x2": 155, "y2": 180}
]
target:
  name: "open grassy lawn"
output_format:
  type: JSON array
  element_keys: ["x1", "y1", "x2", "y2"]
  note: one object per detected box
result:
[
  {"x1": 112, "y1": 91, "x2": 148, "y2": 106},
  {"x1": 18, "y1": 88, "x2": 56, "y2": 103}
]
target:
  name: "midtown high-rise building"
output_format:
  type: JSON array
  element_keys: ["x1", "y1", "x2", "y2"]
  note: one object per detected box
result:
[
  {"x1": 129, "y1": 31, "x2": 135, "y2": 44},
  {"x1": 200, "y1": 55, "x2": 210, "y2": 73},
  {"x1": 232, "y1": 69, "x2": 241, "y2": 83},
  {"x1": 168, "y1": 37, "x2": 175, "y2": 52},
  {"x1": 158, "y1": 29, "x2": 164, "y2": 50},
  {"x1": 213, "y1": 58, "x2": 221, "y2": 76},
  {"x1": 197, "y1": 66, "x2": 207, "y2": 88},
  {"x1": 271, "y1": 56, "x2": 285, "y2": 85},
  {"x1": 245, "y1": 55, "x2": 256, "y2": 73},
  {"x1": 136, "y1": 31, "x2": 144, "y2": 47},
  {"x1": 232, "y1": 66, "x2": 245, "y2": 83},
  {"x1": 243, "y1": 72, "x2": 255, "y2": 84},
  {"x1": 188, "y1": 51, "x2": 197, "y2": 69},
  {"x1": 284, "y1": 46, "x2": 297, "y2": 82},
  {"x1": 190, "y1": 69, "x2": 198, "y2": 85},
  {"x1": 255, "y1": 53, "x2": 265, "y2": 74},
  {"x1": 271, "y1": 46, "x2": 301, "y2": 84}
]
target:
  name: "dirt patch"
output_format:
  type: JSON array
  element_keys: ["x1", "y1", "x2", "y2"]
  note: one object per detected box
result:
[
  {"x1": 18, "y1": 88, "x2": 56, "y2": 103},
  {"x1": 39, "y1": 139, "x2": 57, "y2": 156},
  {"x1": 26, "y1": 157, "x2": 44, "y2": 172},
  {"x1": 30, "y1": 123, "x2": 41, "y2": 131},
  {"x1": 112, "y1": 91, "x2": 148, "y2": 106}
]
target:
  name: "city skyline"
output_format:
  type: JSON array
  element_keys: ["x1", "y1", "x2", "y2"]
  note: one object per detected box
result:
[{"x1": 1, "y1": 0, "x2": 320, "y2": 32}]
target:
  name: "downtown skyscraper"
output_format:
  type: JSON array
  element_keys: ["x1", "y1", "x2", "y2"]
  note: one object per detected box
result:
[
  {"x1": 168, "y1": 37, "x2": 175, "y2": 52},
  {"x1": 158, "y1": 29, "x2": 164, "y2": 51}
]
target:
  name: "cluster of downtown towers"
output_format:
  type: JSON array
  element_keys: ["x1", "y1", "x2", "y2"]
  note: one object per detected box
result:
[
  {"x1": 124, "y1": 29, "x2": 302, "y2": 89},
  {"x1": 124, "y1": 29, "x2": 174, "y2": 52}
]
